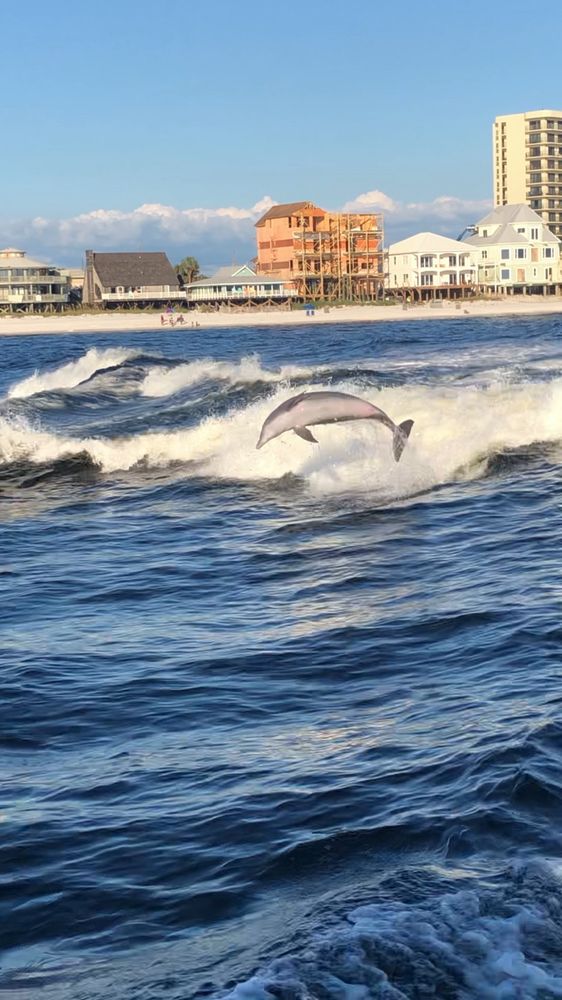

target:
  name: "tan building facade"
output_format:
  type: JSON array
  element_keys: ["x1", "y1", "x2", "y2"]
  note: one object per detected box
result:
[
  {"x1": 256, "y1": 201, "x2": 384, "y2": 300},
  {"x1": 493, "y1": 109, "x2": 562, "y2": 239}
]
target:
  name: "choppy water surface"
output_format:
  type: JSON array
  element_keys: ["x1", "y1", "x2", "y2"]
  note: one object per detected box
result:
[{"x1": 2, "y1": 315, "x2": 562, "y2": 999}]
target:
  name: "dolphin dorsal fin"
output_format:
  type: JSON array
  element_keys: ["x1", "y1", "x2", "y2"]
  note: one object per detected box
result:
[{"x1": 285, "y1": 391, "x2": 307, "y2": 411}]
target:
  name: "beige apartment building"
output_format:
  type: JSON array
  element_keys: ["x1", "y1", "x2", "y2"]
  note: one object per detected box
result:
[{"x1": 493, "y1": 109, "x2": 562, "y2": 239}]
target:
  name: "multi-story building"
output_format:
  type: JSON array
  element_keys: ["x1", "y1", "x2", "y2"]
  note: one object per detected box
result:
[
  {"x1": 464, "y1": 204, "x2": 560, "y2": 294},
  {"x1": 256, "y1": 201, "x2": 384, "y2": 300},
  {"x1": 0, "y1": 247, "x2": 70, "y2": 312},
  {"x1": 386, "y1": 233, "x2": 477, "y2": 300},
  {"x1": 493, "y1": 109, "x2": 562, "y2": 239}
]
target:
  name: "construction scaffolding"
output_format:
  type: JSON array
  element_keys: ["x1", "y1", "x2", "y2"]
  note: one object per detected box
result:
[{"x1": 292, "y1": 211, "x2": 384, "y2": 301}]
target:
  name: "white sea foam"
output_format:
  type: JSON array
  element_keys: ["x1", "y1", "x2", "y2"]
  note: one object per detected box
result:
[
  {"x1": 2, "y1": 375, "x2": 562, "y2": 496},
  {"x1": 6, "y1": 347, "x2": 139, "y2": 399},
  {"x1": 139, "y1": 354, "x2": 314, "y2": 397},
  {"x1": 224, "y1": 875, "x2": 562, "y2": 999}
]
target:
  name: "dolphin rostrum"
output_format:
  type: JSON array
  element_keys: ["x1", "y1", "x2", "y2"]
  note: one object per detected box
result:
[{"x1": 256, "y1": 390, "x2": 414, "y2": 462}]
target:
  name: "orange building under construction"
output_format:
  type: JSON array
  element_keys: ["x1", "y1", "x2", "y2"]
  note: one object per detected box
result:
[{"x1": 255, "y1": 201, "x2": 384, "y2": 301}]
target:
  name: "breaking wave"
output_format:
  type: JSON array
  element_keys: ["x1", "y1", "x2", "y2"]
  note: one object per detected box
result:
[
  {"x1": 1, "y1": 370, "x2": 562, "y2": 498},
  {"x1": 6, "y1": 347, "x2": 140, "y2": 399}
]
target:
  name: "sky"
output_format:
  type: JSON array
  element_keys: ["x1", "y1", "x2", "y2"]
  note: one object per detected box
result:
[{"x1": 1, "y1": 0, "x2": 561, "y2": 270}]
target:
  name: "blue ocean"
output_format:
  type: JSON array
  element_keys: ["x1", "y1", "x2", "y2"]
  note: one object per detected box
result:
[{"x1": 2, "y1": 315, "x2": 562, "y2": 999}]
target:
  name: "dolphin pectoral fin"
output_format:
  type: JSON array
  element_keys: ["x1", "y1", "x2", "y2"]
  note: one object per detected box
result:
[
  {"x1": 294, "y1": 426, "x2": 318, "y2": 444},
  {"x1": 393, "y1": 419, "x2": 414, "y2": 462}
]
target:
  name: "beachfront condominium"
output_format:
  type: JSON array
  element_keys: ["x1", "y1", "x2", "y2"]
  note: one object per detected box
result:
[{"x1": 493, "y1": 109, "x2": 562, "y2": 239}]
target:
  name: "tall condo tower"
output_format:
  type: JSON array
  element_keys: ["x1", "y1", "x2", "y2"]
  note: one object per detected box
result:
[{"x1": 493, "y1": 109, "x2": 562, "y2": 239}]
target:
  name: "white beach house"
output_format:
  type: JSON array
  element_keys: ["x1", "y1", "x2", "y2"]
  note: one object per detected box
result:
[
  {"x1": 386, "y1": 233, "x2": 477, "y2": 301},
  {"x1": 464, "y1": 204, "x2": 561, "y2": 294},
  {"x1": 184, "y1": 264, "x2": 298, "y2": 306},
  {"x1": 0, "y1": 247, "x2": 70, "y2": 312}
]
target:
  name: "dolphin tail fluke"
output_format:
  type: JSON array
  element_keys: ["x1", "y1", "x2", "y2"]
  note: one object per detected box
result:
[{"x1": 393, "y1": 419, "x2": 414, "y2": 462}]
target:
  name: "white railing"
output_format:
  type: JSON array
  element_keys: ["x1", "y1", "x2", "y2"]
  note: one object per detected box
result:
[
  {"x1": 187, "y1": 287, "x2": 298, "y2": 301},
  {"x1": 101, "y1": 290, "x2": 186, "y2": 301}
]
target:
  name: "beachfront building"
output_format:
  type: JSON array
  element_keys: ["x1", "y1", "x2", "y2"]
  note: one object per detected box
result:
[
  {"x1": 493, "y1": 110, "x2": 562, "y2": 239},
  {"x1": 256, "y1": 201, "x2": 384, "y2": 301},
  {"x1": 82, "y1": 251, "x2": 185, "y2": 308},
  {"x1": 464, "y1": 204, "x2": 560, "y2": 295},
  {"x1": 184, "y1": 264, "x2": 298, "y2": 307},
  {"x1": 0, "y1": 247, "x2": 70, "y2": 313},
  {"x1": 385, "y1": 233, "x2": 477, "y2": 301}
]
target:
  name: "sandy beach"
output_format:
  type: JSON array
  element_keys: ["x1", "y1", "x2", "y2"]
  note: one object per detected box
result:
[{"x1": 1, "y1": 296, "x2": 562, "y2": 337}]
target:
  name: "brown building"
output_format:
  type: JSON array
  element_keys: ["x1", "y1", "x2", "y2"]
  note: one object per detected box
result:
[
  {"x1": 83, "y1": 251, "x2": 184, "y2": 308},
  {"x1": 255, "y1": 201, "x2": 384, "y2": 301}
]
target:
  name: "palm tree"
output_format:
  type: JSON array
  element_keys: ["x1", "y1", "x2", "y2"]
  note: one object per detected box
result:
[{"x1": 175, "y1": 256, "x2": 205, "y2": 286}]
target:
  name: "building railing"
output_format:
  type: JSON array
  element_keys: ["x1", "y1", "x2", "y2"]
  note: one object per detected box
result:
[
  {"x1": 100, "y1": 290, "x2": 186, "y2": 301},
  {"x1": 0, "y1": 293, "x2": 69, "y2": 303},
  {"x1": 186, "y1": 286, "x2": 298, "y2": 301},
  {"x1": 0, "y1": 272, "x2": 67, "y2": 283}
]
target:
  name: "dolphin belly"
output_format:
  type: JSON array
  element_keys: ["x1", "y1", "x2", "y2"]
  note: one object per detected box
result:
[{"x1": 256, "y1": 390, "x2": 414, "y2": 461}]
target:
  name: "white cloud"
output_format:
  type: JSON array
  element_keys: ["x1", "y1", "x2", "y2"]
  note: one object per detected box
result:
[
  {"x1": 0, "y1": 191, "x2": 491, "y2": 268},
  {"x1": 342, "y1": 190, "x2": 492, "y2": 241}
]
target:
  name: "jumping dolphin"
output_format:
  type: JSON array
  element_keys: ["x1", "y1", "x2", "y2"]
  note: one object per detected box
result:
[{"x1": 256, "y1": 390, "x2": 414, "y2": 462}]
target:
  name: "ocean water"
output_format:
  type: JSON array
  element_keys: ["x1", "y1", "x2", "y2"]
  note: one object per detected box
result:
[{"x1": 2, "y1": 315, "x2": 562, "y2": 1000}]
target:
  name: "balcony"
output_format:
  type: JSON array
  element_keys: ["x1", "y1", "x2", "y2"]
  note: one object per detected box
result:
[
  {"x1": 101, "y1": 289, "x2": 186, "y2": 301},
  {"x1": 187, "y1": 286, "x2": 297, "y2": 301},
  {"x1": 0, "y1": 291, "x2": 69, "y2": 303}
]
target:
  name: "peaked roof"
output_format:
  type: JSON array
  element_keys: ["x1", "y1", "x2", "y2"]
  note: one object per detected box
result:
[
  {"x1": 90, "y1": 252, "x2": 179, "y2": 287},
  {"x1": 476, "y1": 204, "x2": 544, "y2": 227},
  {"x1": 465, "y1": 204, "x2": 560, "y2": 245},
  {"x1": 188, "y1": 263, "x2": 287, "y2": 288},
  {"x1": 388, "y1": 232, "x2": 474, "y2": 254},
  {"x1": 255, "y1": 201, "x2": 326, "y2": 227}
]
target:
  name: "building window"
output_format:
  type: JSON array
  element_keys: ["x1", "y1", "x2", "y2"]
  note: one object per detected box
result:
[
  {"x1": 420, "y1": 255, "x2": 433, "y2": 267},
  {"x1": 516, "y1": 249, "x2": 526, "y2": 259},
  {"x1": 482, "y1": 229, "x2": 488, "y2": 237},
  {"x1": 501, "y1": 269, "x2": 510, "y2": 280},
  {"x1": 420, "y1": 273, "x2": 434, "y2": 286},
  {"x1": 482, "y1": 250, "x2": 488, "y2": 259},
  {"x1": 544, "y1": 247, "x2": 554, "y2": 258},
  {"x1": 501, "y1": 248, "x2": 510, "y2": 259},
  {"x1": 447, "y1": 255, "x2": 456, "y2": 266}
]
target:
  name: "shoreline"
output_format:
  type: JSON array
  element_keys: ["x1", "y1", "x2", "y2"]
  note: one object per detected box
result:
[{"x1": 1, "y1": 297, "x2": 562, "y2": 336}]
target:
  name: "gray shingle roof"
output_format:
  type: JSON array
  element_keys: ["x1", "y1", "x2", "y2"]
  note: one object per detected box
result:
[
  {"x1": 91, "y1": 252, "x2": 179, "y2": 288},
  {"x1": 476, "y1": 204, "x2": 544, "y2": 226}
]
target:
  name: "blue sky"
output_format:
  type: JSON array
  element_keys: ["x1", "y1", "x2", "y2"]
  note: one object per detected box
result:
[{"x1": 1, "y1": 0, "x2": 561, "y2": 268}]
